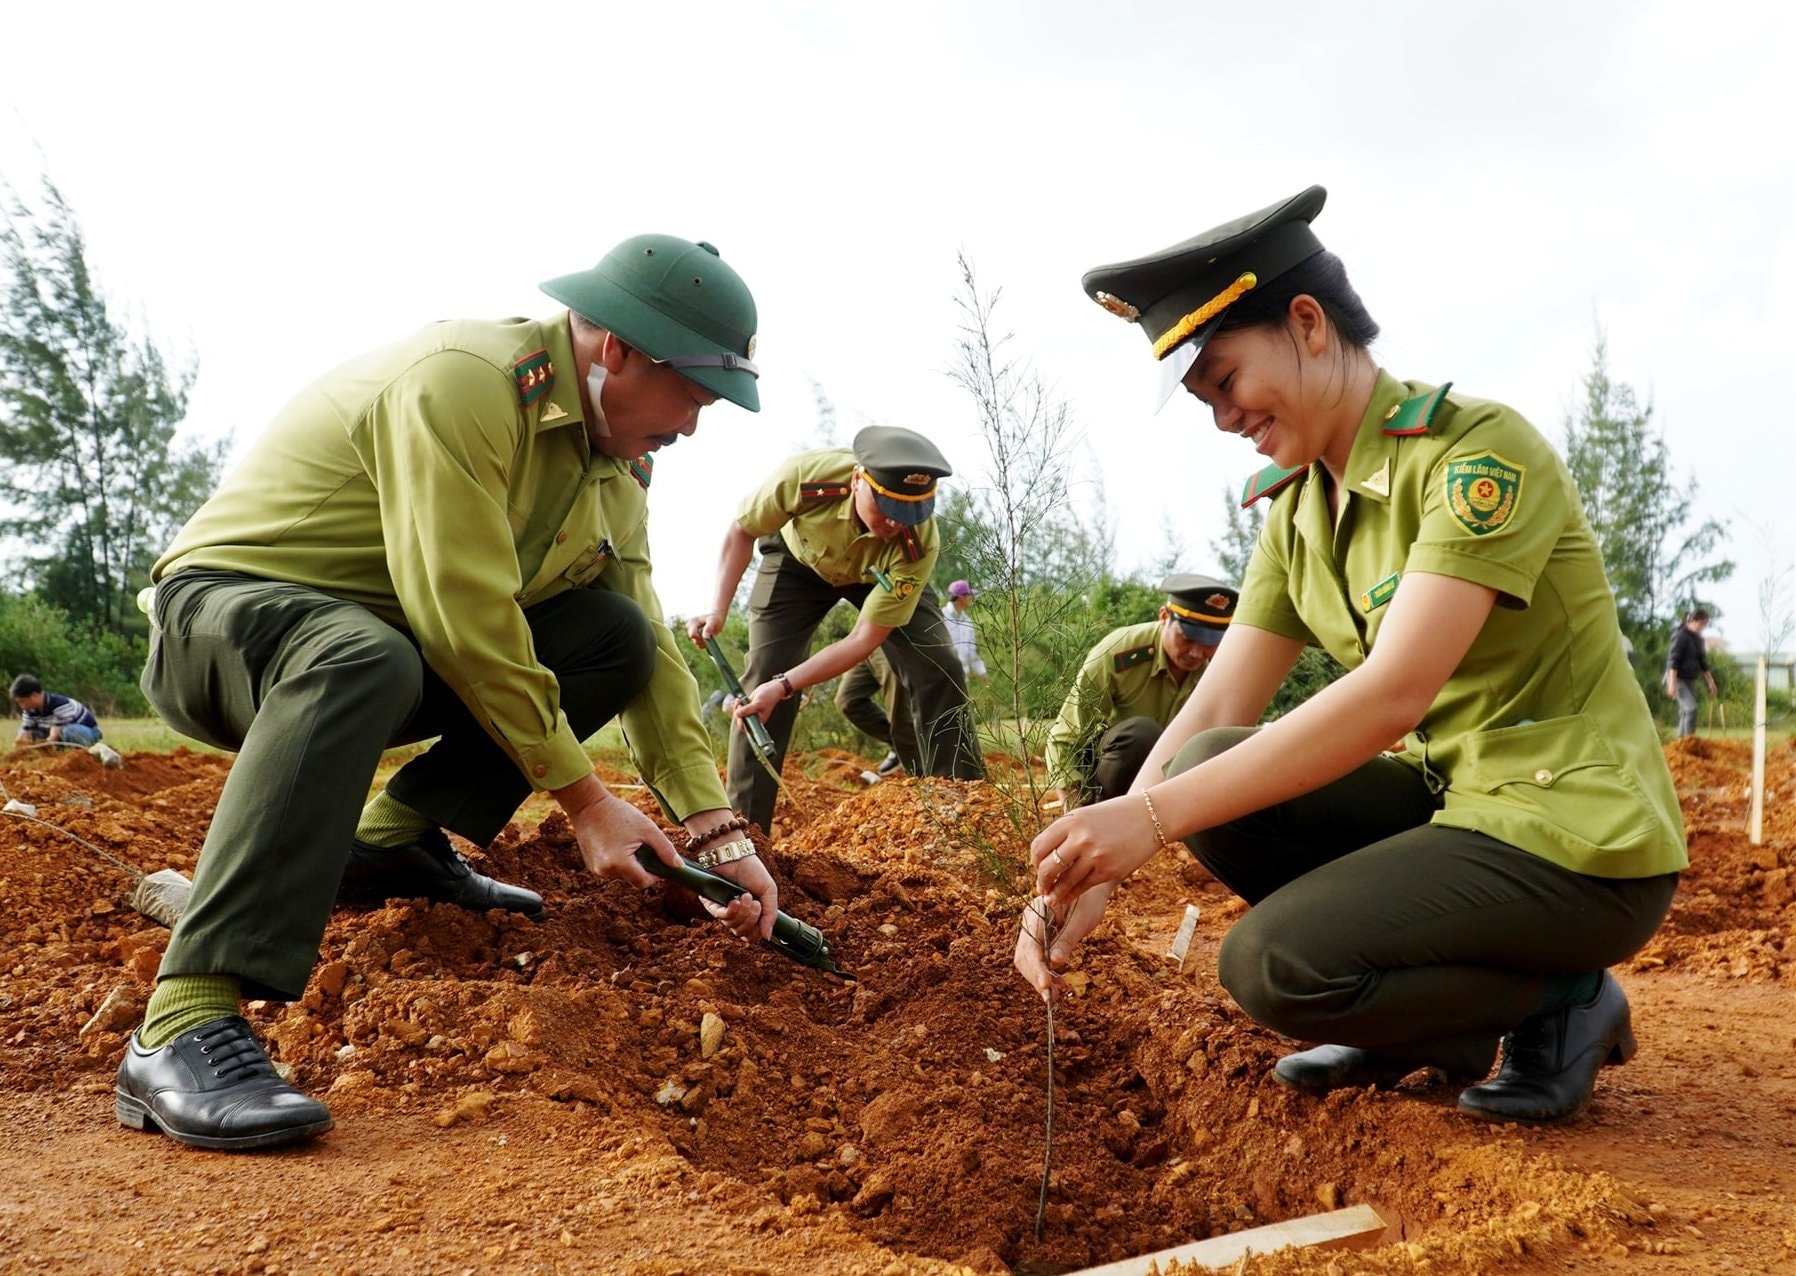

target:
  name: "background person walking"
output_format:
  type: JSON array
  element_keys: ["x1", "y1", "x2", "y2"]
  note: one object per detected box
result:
[{"x1": 1665, "y1": 608, "x2": 1718, "y2": 738}]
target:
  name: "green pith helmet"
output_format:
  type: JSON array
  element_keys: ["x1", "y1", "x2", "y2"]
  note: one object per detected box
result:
[{"x1": 541, "y1": 234, "x2": 761, "y2": 412}]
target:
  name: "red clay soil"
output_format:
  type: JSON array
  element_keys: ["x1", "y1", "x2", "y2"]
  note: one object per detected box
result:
[{"x1": 1, "y1": 738, "x2": 1793, "y2": 1275}]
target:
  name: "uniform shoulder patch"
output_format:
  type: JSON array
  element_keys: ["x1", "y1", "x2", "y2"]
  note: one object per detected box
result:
[
  {"x1": 799, "y1": 481, "x2": 851, "y2": 503},
  {"x1": 897, "y1": 527, "x2": 923, "y2": 563},
  {"x1": 1443, "y1": 450, "x2": 1523, "y2": 536},
  {"x1": 1241, "y1": 462, "x2": 1306, "y2": 507},
  {"x1": 1112, "y1": 645, "x2": 1154, "y2": 673},
  {"x1": 513, "y1": 349, "x2": 554, "y2": 407},
  {"x1": 1383, "y1": 381, "x2": 1454, "y2": 437},
  {"x1": 629, "y1": 455, "x2": 654, "y2": 489}
]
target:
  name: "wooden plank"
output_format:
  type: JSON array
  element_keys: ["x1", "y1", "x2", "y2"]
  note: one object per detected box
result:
[{"x1": 1066, "y1": 1204, "x2": 1389, "y2": 1276}]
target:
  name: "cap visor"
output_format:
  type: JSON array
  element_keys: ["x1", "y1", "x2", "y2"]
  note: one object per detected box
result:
[
  {"x1": 873, "y1": 492, "x2": 934, "y2": 526},
  {"x1": 1154, "y1": 315, "x2": 1223, "y2": 412},
  {"x1": 1175, "y1": 620, "x2": 1225, "y2": 646}
]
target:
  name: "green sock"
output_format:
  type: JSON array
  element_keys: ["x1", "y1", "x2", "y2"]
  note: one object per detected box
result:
[
  {"x1": 139, "y1": 974, "x2": 242, "y2": 1049},
  {"x1": 1530, "y1": 971, "x2": 1602, "y2": 1017},
  {"x1": 355, "y1": 791, "x2": 432, "y2": 849}
]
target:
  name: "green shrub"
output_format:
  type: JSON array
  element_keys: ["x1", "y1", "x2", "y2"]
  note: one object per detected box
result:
[{"x1": 0, "y1": 593, "x2": 148, "y2": 716}]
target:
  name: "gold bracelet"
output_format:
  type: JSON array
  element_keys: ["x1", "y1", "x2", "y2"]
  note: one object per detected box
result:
[
  {"x1": 1142, "y1": 790, "x2": 1173, "y2": 849},
  {"x1": 693, "y1": 838, "x2": 758, "y2": 870}
]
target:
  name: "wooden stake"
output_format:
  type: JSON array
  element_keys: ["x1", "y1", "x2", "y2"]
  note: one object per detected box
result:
[
  {"x1": 1065, "y1": 1204, "x2": 1389, "y2": 1275},
  {"x1": 1166, "y1": 903, "x2": 1200, "y2": 972},
  {"x1": 1750, "y1": 654, "x2": 1767, "y2": 845}
]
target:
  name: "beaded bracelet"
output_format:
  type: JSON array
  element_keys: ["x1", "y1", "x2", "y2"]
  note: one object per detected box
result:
[
  {"x1": 693, "y1": 838, "x2": 758, "y2": 870},
  {"x1": 687, "y1": 814, "x2": 750, "y2": 852},
  {"x1": 1142, "y1": 790, "x2": 1174, "y2": 850}
]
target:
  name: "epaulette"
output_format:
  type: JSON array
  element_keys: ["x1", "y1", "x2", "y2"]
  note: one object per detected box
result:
[
  {"x1": 897, "y1": 527, "x2": 924, "y2": 563},
  {"x1": 1241, "y1": 462, "x2": 1305, "y2": 508},
  {"x1": 513, "y1": 349, "x2": 553, "y2": 407},
  {"x1": 1113, "y1": 644, "x2": 1154, "y2": 673},
  {"x1": 799, "y1": 481, "x2": 851, "y2": 503},
  {"x1": 1382, "y1": 381, "x2": 1454, "y2": 437},
  {"x1": 629, "y1": 455, "x2": 653, "y2": 489}
]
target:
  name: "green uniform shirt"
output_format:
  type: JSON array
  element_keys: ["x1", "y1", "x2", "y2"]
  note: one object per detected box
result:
[
  {"x1": 1044, "y1": 620, "x2": 1200, "y2": 790},
  {"x1": 1236, "y1": 371, "x2": 1687, "y2": 879},
  {"x1": 736, "y1": 449, "x2": 939, "y2": 629},
  {"x1": 155, "y1": 315, "x2": 726, "y2": 816}
]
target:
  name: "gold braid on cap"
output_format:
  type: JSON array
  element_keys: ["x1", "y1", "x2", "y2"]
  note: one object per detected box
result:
[
  {"x1": 1166, "y1": 600, "x2": 1230, "y2": 626},
  {"x1": 1151, "y1": 272, "x2": 1258, "y2": 360},
  {"x1": 857, "y1": 466, "x2": 936, "y2": 503}
]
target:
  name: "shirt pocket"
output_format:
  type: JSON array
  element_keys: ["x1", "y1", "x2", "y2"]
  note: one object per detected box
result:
[
  {"x1": 1453, "y1": 713, "x2": 1659, "y2": 858},
  {"x1": 561, "y1": 541, "x2": 612, "y2": 588}
]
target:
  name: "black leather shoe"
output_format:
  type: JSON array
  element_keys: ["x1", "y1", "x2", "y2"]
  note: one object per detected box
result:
[
  {"x1": 1457, "y1": 972, "x2": 1636, "y2": 1125},
  {"x1": 339, "y1": 828, "x2": 543, "y2": 917},
  {"x1": 115, "y1": 1016, "x2": 332, "y2": 1150},
  {"x1": 1272, "y1": 1044, "x2": 1420, "y2": 1094}
]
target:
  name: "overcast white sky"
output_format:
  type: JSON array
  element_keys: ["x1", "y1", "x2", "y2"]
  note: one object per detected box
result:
[{"x1": 4, "y1": 1, "x2": 1793, "y2": 650}]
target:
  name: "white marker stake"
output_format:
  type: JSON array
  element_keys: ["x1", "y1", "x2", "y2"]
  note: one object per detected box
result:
[{"x1": 1166, "y1": 903, "x2": 1200, "y2": 972}]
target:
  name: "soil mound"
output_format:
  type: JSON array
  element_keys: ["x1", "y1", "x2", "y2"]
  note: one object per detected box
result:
[{"x1": 2, "y1": 737, "x2": 1791, "y2": 1273}]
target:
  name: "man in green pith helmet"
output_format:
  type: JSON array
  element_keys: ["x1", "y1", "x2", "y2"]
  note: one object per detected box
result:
[
  {"x1": 689, "y1": 425, "x2": 986, "y2": 837},
  {"x1": 1043, "y1": 573, "x2": 1237, "y2": 810},
  {"x1": 116, "y1": 234, "x2": 778, "y2": 1153}
]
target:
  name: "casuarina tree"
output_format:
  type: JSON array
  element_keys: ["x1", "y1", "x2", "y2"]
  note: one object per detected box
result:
[
  {"x1": 0, "y1": 176, "x2": 224, "y2": 633},
  {"x1": 1562, "y1": 330, "x2": 1732, "y2": 690}
]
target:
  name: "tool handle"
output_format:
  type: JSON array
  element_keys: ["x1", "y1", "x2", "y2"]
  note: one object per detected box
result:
[
  {"x1": 633, "y1": 848, "x2": 848, "y2": 977},
  {"x1": 703, "y1": 636, "x2": 778, "y2": 755}
]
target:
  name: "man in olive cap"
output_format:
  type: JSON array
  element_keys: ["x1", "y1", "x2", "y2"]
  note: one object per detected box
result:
[
  {"x1": 1044, "y1": 573, "x2": 1237, "y2": 809},
  {"x1": 116, "y1": 234, "x2": 776, "y2": 1152},
  {"x1": 689, "y1": 425, "x2": 985, "y2": 836}
]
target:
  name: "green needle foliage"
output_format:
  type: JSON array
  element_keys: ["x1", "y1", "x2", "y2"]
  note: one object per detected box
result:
[
  {"x1": 1563, "y1": 331, "x2": 1734, "y2": 717},
  {"x1": 0, "y1": 176, "x2": 224, "y2": 635}
]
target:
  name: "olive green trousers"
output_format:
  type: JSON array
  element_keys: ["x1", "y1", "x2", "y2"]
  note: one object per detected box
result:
[
  {"x1": 143, "y1": 570, "x2": 654, "y2": 999},
  {"x1": 1074, "y1": 714, "x2": 1164, "y2": 805},
  {"x1": 1169, "y1": 727, "x2": 1679, "y2": 1077},
  {"x1": 834, "y1": 649, "x2": 921, "y2": 772}
]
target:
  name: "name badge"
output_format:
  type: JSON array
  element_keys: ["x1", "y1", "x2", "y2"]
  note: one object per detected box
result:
[{"x1": 1359, "y1": 572, "x2": 1400, "y2": 611}]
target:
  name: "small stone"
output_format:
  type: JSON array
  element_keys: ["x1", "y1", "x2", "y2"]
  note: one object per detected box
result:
[
  {"x1": 655, "y1": 1078, "x2": 688, "y2": 1107},
  {"x1": 484, "y1": 1040, "x2": 538, "y2": 1074},
  {"x1": 878, "y1": 923, "x2": 898, "y2": 937},
  {"x1": 433, "y1": 1089, "x2": 496, "y2": 1127},
  {"x1": 334, "y1": 1044, "x2": 356, "y2": 1062},
  {"x1": 79, "y1": 985, "x2": 138, "y2": 1037},
  {"x1": 983, "y1": 1047, "x2": 1003, "y2": 1062},
  {"x1": 699, "y1": 1012, "x2": 726, "y2": 1059},
  {"x1": 273, "y1": 1061, "x2": 296, "y2": 1084},
  {"x1": 91, "y1": 899, "x2": 115, "y2": 915},
  {"x1": 315, "y1": 962, "x2": 349, "y2": 998}
]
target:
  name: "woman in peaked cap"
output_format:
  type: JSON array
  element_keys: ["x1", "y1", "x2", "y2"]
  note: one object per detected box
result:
[{"x1": 1018, "y1": 187, "x2": 1685, "y2": 1125}]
